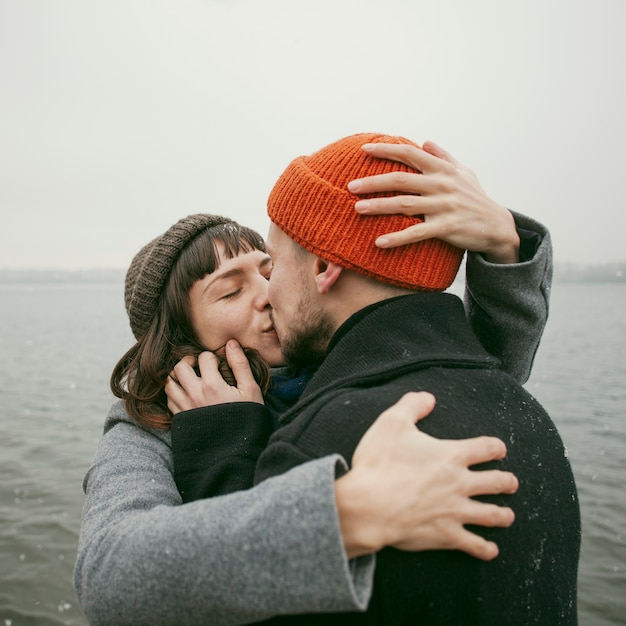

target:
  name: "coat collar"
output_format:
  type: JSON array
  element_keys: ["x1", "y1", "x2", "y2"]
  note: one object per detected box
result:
[{"x1": 279, "y1": 292, "x2": 500, "y2": 425}]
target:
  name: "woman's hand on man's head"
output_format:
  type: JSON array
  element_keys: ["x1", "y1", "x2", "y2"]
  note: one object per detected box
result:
[{"x1": 349, "y1": 141, "x2": 520, "y2": 264}]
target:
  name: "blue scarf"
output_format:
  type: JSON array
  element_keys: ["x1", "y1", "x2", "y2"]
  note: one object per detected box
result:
[{"x1": 265, "y1": 367, "x2": 316, "y2": 427}]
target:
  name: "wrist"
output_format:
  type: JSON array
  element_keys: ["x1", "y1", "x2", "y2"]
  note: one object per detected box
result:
[
  {"x1": 334, "y1": 469, "x2": 386, "y2": 559},
  {"x1": 483, "y1": 238, "x2": 520, "y2": 264},
  {"x1": 482, "y1": 208, "x2": 520, "y2": 264}
]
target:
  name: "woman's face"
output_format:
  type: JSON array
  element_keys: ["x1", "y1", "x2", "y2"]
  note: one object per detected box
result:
[{"x1": 187, "y1": 244, "x2": 283, "y2": 367}]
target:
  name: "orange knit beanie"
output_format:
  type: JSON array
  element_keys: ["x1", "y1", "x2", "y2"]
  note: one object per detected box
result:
[{"x1": 267, "y1": 132, "x2": 465, "y2": 291}]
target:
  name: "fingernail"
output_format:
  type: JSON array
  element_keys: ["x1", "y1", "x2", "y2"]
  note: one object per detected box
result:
[
  {"x1": 361, "y1": 143, "x2": 376, "y2": 152},
  {"x1": 228, "y1": 339, "x2": 240, "y2": 349},
  {"x1": 347, "y1": 179, "x2": 362, "y2": 192},
  {"x1": 375, "y1": 236, "x2": 390, "y2": 247},
  {"x1": 355, "y1": 200, "x2": 370, "y2": 212}
]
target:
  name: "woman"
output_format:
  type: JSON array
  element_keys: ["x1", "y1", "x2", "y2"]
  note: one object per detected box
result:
[
  {"x1": 111, "y1": 215, "x2": 274, "y2": 431},
  {"x1": 74, "y1": 140, "x2": 549, "y2": 626}
]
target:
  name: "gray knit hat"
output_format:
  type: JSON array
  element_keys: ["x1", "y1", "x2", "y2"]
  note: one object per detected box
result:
[{"x1": 125, "y1": 214, "x2": 235, "y2": 339}]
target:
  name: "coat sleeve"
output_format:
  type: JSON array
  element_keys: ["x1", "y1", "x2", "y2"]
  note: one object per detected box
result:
[
  {"x1": 171, "y1": 402, "x2": 273, "y2": 501},
  {"x1": 464, "y1": 211, "x2": 553, "y2": 384},
  {"x1": 73, "y1": 401, "x2": 374, "y2": 626}
]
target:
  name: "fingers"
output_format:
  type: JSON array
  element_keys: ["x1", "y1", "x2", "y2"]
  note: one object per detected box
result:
[
  {"x1": 374, "y1": 223, "x2": 431, "y2": 249},
  {"x1": 196, "y1": 350, "x2": 220, "y2": 375},
  {"x1": 166, "y1": 345, "x2": 264, "y2": 410},
  {"x1": 421, "y1": 140, "x2": 461, "y2": 168},
  {"x1": 355, "y1": 190, "x2": 458, "y2": 223},
  {"x1": 456, "y1": 434, "x2": 509, "y2": 465},
  {"x1": 170, "y1": 354, "x2": 201, "y2": 384},
  {"x1": 350, "y1": 139, "x2": 517, "y2": 257},
  {"x1": 359, "y1": 142, "x2": 434, "y2": 173},
  {"x1": 347, "y1": 389, "x2": 520, "y2": 561},
  {"x1": 224, "y1": 340, "x2": 256, "y2": 388},
  {"x1": 350, "y1": 170, "x2": 428, "y2": 197},
  {"x1": 164, "y1": 373, "x2": 192, "y2": 415},
  {"x1": 355, "y1": 193, "x2": 463, "y2": 249},
  {"x1": 222, "y1": 340, "x2": 264, "y2": 403},
  {"x1": 462, "y1": 500, "x2": 516, "y2": 529},
  {"x1": 196, "y1": 350, "x2": 241, "y2": 394},
  {"x1": 452, "y1": 531, "x2": 500, "y2": 562},
  {"x1": 352, "y1": 392, "x2": 437, "y2": 467},
  {"x1": 466, "y1": 469, "x2": 519, "y2": 497},
  {"x1": 448, "y1": 501, "x2": 516, "y2": 561},
  {"x1": 171, "y1": 354, "x2": 199, "y2": 376},
  {"x1": 355, "y1": 193, "x2": 423, "y2": 218},
  {"x1": 384, "y1": 391, "x2": 436, "y2": 426}
]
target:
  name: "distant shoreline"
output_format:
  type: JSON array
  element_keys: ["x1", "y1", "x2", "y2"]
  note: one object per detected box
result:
[
  {"x1": 0, "y1": 268, "x2": 126, "y2": 284},
  {"x1": 0, "y1": 263, "x2": 624, "y2": 285}
]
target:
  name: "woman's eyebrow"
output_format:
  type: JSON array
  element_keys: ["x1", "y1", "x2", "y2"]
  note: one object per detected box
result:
[
  {"x1": 203, "y1": 254, "x2": 272, "y2": 292},
  {"x1": 213, "y1": 268, "x2": 242, "y2": 282}
]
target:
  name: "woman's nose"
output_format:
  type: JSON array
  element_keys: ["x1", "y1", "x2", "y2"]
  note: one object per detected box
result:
[{"x1": 254, "y1": 277, "x2": 271, "y2": 309}]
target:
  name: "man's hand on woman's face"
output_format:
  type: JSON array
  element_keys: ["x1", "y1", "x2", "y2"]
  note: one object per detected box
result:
[
  {"x1": 348, "y1": 141, "x2": 520, "y2": 264},
  {"x1": 165, "y1": 340, "x2": 264, "y2": 415}
]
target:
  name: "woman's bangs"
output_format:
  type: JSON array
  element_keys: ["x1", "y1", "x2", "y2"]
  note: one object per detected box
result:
[{"x1": 217, "y1": 225, "x2": 265, "y2": 261}]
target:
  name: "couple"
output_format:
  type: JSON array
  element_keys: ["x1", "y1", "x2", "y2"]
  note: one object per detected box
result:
[{"x1": 74, "y1": 135, "x2": 579, "y2": 625}]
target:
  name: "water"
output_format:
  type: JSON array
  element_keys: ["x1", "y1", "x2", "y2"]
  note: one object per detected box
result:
[
  {"x1": 0, "y1": 282, "x2": 133, "y2": 626},
  {"x1": 0, "y1": 280, "x2": 624, "y2": 625},
  {"x1": 528, "y1": 284, "x2": 626, "y2": 625}
]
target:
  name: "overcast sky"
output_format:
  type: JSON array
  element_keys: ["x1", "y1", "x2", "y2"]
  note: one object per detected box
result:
[{"x1": 1, "y1": 0, "x2": 624, "y2": 270}]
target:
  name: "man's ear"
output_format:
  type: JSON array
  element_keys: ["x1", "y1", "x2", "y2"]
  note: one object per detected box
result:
[{"x1": 315, "y1": 259, "x2": 343, "y2": 295}]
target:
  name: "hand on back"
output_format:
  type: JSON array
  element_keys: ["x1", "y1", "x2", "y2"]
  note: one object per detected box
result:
[{"x1": 336, "y1": 392, "x2": 518, "y2": 561}]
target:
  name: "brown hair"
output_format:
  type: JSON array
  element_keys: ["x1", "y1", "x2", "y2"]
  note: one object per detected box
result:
[{"x1": 111, "y1": 223, "x2": 271, "y2": 430}]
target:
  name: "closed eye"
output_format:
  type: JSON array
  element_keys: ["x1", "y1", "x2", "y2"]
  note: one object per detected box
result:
[{"x1": 221, "y1": 289, "x2": 241, "y2": 300}]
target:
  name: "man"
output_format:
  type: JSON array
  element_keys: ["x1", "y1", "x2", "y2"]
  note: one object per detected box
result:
[{"x1": 253, "y1": 133, "x2": 580, "y2": 624}]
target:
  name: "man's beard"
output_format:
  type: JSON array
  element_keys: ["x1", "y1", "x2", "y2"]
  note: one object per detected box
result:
[{"x1": 278, "y1": 307, "x2": 335, "y2": 369}]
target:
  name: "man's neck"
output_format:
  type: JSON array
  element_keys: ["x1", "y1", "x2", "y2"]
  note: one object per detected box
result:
[
  {"x1": 326, "y1": 294, "x2": 413, "y2": 355},
  {"x1": 325, "y1": 270, "x2": 412, "y2": 335}
]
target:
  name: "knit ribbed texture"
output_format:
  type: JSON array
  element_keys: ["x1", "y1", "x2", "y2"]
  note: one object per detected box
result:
[
  {"x1": 125, "y1": 214, "x2": 234, "y2": 339},
  {"x1": 268, "y1": 133, "x2": 464, "y2": 291}
]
